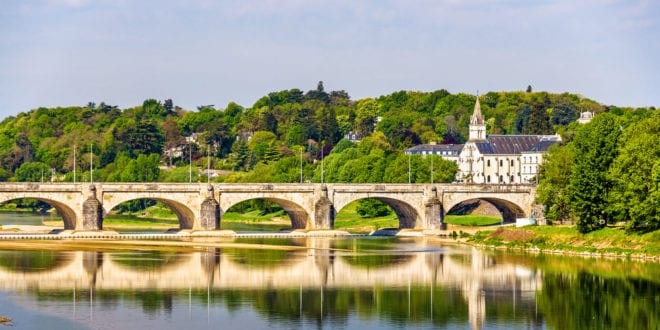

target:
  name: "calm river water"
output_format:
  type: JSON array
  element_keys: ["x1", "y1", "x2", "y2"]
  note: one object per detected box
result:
[{"x1": 0, "y1": 216, "x2": 659, "y2": 329}]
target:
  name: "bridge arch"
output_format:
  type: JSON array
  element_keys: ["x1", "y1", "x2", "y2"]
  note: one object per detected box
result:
[
  {"x1": 104, "y1": 198, "x2": 195, "y2": 229},
  {"x1": 0, "y1": 197, "x2": 77, "y2": 229},
  {"x1": 334, "y1": 197, "x2": 421, "y2": 229},
  {"x1": 222, "y1": 197, "x2": 310, "y2": 230},
  {"x1": 445, "y1": 197, "x2": 525, "y2": 223}
]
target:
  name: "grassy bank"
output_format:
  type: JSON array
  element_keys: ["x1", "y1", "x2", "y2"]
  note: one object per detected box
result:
[
  {"x1": 444, "y1": 215, "x2": 501, "y2": 226},
  {"x1": 468, "y1": 225, "x2": 660, "y2": 257}
]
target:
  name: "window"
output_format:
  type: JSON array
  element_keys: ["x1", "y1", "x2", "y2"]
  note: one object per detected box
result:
[
  {"x1": 499, "y1": 175, "x2": 504, "y2": 183},
  {"x1": 499, "y1": 159, "x2": 503, "y2": 167},
  {"x1": 511, "y1": 175, "x2": 515, "y2": 182},
  {"x1": 487, "y1": 159, "x2": 491, "y2": 167},
  {"x1": 487, "y1": 175, "x2": 491, "y2": 183},
  {"x1": 511, "y1": 159, "x2": 514, "y2": 166}
]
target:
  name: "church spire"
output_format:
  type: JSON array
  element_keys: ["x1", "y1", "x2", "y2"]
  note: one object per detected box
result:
[
  {"x1": 468, "y1": 96, "x2": 486, "y2": 141},
  {"x1": 470, "y1": 97, "x2": 484, "y2": 125}
]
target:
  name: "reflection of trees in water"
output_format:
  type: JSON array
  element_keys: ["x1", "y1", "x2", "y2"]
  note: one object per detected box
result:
[
  {"x1": 211, "y1": 287, "x2": 471, "y2": 328},
  {"x1": 332, "y1": 237, "x2": 415, "y2": 269},
  {"x1": 110, "y1": 251, "x2": 186, "y2": 270},
  {"x1": 225, "y1": 248, "x2": 297, "y2": 268},
  {"x1": 539, "y1": 271, "x2": 660, "y2": 330},
  {"x1": 0, "y1": 250, "x2": 70, "y2": 272},
  {"x1": 227, "y1": 238, "x2": 306, "y2": 268}
]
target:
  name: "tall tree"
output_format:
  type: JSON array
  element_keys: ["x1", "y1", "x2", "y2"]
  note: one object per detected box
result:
[
  {"x1": 567, "y1": 113, "x2": 622, "y2": 233},
  {"x1": 608, "y1": 113, "x2": 660, "y2": 230},
  {"x1": 536, "y1": 144, "x2": 574, "y2": 224}
]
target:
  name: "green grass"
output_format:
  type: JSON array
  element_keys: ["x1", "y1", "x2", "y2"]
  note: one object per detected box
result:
[
  {"x1": 444, "y1": 215, "x2": 502, "y2": 226},
  {"x1": 468, "y1": 225, "x2": 660, "y2": 256},
  {"x1": 221, "y1": 210, "x2": 288, "y2": 222},
  {"x1": 333, "y1": 200, "x2": 398, "y2": 233}
]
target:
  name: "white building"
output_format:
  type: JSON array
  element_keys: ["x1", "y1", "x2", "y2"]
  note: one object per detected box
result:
[
  {"x1": 456, "y1": 98, "x2": 561, "y2": 184},
  {"x1": 577, "y1": 111, "x2": 594, "y2": 124},
  {"x1": 404, "y1": 142, "x2": 463, "y2": 163}
]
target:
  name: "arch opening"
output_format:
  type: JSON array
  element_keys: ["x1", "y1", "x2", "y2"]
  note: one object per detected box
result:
[
  {"x1": 0, "y1": 198, "x2": 76, "y2": 230},
  {"x1": 335, "y1": 197, "x2": 420, "y2": 231},
  {"x1": 223, "y1": 198, "x2": 307, "y2": 231},
  {"x1": 446, "y1": 198, "x2": 525, "y2": 225},
  {"x1": 105, "y1": 198, "x2": 194, "y2": 232}
]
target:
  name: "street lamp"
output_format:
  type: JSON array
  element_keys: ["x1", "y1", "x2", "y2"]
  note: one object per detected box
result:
[
  {"x1": 189, "y1": 142, "x2": 192, "y2": 183},
  {"x1": 408, "y1": 153, "x2": 411, "y2": 184},
  {"x1": 299, "y1": 147, "x2": 303, "y2": 183}
]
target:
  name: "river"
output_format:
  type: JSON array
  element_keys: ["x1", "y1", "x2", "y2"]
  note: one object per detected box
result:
[{"x1": 0, "y1": 215, "x2": 658, "y2": 329}]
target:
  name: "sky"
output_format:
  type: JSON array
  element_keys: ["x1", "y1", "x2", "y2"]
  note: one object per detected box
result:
[{"x1": 0, "y1": 0, "x2": 658, "y2": 118}]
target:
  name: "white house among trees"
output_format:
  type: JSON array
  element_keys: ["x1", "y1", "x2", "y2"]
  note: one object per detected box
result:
[
  {"x1": 456, "y1": 98, "x2": 560, "y2": 184},
  {"x1": 405, "y1": 98, "x2": 561, "y2": 184}
]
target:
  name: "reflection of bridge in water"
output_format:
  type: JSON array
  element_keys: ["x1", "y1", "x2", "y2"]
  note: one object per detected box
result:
[{"x1": 0, "y1": 240, "x2": 541, "y2": 328}]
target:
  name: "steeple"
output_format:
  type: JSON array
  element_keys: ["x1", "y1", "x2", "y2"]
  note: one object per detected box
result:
[
  {"x1": 470, "y1": 97, "x2": 484, "y2": 125},
  {"x1": 469, "y1": 96, "x2": 486, "y2": 141}
]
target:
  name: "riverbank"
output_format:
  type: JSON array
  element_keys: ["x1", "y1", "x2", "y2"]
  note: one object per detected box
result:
[{"x1": 466, "y1": 225, "x2": 660, "y2": 260}]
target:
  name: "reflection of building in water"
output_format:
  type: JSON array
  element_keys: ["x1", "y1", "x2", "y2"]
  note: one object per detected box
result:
[{"x1": 0, "y1": 242, "x2": 541, "y2": 329}]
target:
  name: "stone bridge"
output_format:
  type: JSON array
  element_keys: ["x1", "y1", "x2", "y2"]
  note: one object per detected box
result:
[{"x1": 0, "y1": 183, "x2": 537, "y2": 232}]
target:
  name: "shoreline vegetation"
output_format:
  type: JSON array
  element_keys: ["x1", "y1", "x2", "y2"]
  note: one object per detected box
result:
[{"x1": 467, "y1": 226, "x2": 660, "y2": 260}]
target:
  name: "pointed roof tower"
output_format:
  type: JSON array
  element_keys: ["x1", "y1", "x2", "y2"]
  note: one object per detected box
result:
[
  {"x1": 469, "y1": 96, "x2": 486, "y2": 141},
  {"x1": 470, "y1": 97, "x2": 484, "y2": 125}
]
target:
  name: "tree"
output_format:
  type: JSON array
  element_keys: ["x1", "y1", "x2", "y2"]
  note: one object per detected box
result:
[
  {"x1": 163, "y1": 99, "x2": 174, "y2": 114},
  {"x1": 305, "y1": 81, "x2": 330, "y2": 104},
  {"x1": 536, "y1": 144, "x2": 574, "y2": 224},
  {"x1": 14, "y1": 162, "x2": 51, "y2": 182},
  {"x1": 567, "y1": 113, "x2": 622, "y2": 233},
  {"x1": 356, "y1": 198, "x2": 391, "y2": 218},
  {"x1": 355, "y1": 98, "x2": 380, "y2": 136},
  {"x1": 608, "y1": 113, "x2": 660, "y2": 230},
  {"x1": 528, "y1": 95, "x2": 552, "y2": 134}
]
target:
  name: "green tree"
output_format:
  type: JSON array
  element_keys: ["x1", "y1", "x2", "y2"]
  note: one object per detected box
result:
[
  {"x1": 355, "y1": 98, "x2": 380, "y2": 136},
  {"x1": 608, "y1": 113, "x2": 660, "y2": 230},
  {"x1": 14, "y1": 161, "x2": 51, "y2": 182},
  {"x1": 536, "y1": 144, "x2": 574, "y2": 224},
  {"x1": 355, "y1": 198, "x2": 391, "y2": 218},
  {"x1": 567, "y1": 114, "x2": 622, "y2": 233}
]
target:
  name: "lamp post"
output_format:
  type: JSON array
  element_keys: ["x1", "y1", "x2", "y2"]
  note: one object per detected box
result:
[
  {"x1": 73, "y1": 144, "x2": 76, "y2": 185},
  {"x1": 189, "y1": 142, "x2": 192, "y2": 183},
  {"x1": 430, "y1": 153, "x2": 434, "y2": 184},
  {"x1": 408, "y1": 153, "x2": 411, "y2": 184},
  {"x1": 90, "y1": 144, "x2": 93, "y2": 183},
  {"x1": 320, "y1": 142, "x2": 324, "y2": 184}
]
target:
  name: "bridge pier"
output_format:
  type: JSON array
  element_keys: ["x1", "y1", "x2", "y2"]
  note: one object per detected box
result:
[
  {"x1": 82, "y1": 185, "x2": 103, "y2": 230},
  {"x1": 313, "y1": 185, "x2": 334, "y2": 230},
  {"x1": 199, "y1": 185, "x2": 220, "y2": 230},
  {"x1": 424, "y1": 187, "x2": 446, "y2": 230}
]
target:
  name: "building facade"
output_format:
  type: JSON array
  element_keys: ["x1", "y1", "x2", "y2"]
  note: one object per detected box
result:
[
  {"x1": 456, "y1": 98, "x2": 560, "y2": 184},
  {"x1": 404, "y1": 142, "x2": 463, "y2": 163}
]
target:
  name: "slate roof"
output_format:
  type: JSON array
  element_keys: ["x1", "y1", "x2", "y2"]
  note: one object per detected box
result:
[
  {"x1": 526, "y1": 139, "x2": 558, "y2": 152},
  {"x1": 475, "y1": 135, "x2": 559, "y2": 155},
  {"x1": 405, "y1": 143, "x2": 464, "y2": 154}
]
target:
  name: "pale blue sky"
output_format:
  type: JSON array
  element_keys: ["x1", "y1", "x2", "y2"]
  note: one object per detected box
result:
[{"x1": 0, "y1": 0, "x2": 658, "y2": 118}]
